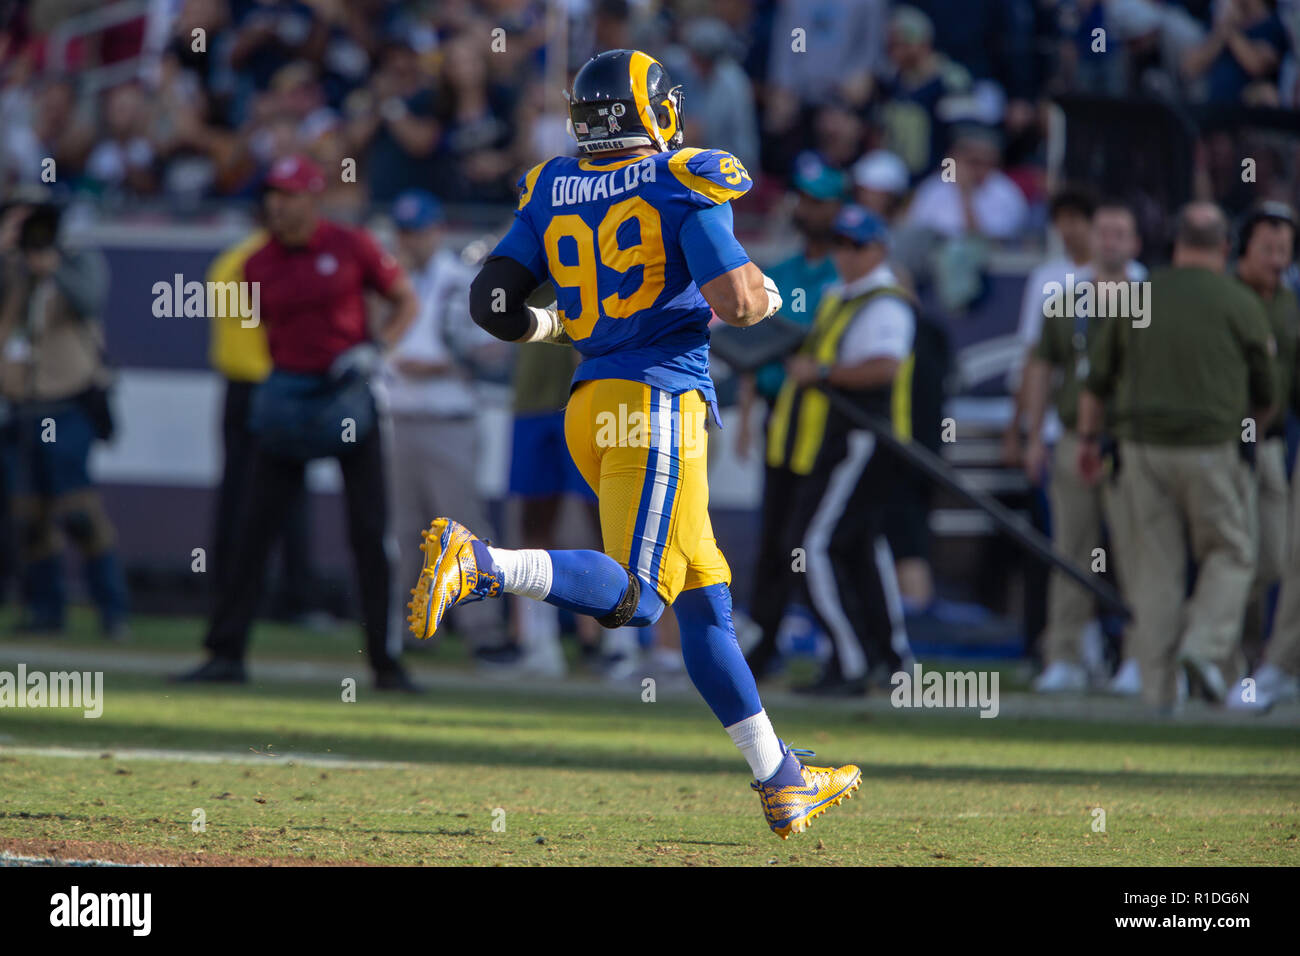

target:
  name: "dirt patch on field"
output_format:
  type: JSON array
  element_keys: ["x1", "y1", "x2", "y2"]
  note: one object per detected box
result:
[{"x1": 0, "y1": 837, "x2": 370, "y2": 867}]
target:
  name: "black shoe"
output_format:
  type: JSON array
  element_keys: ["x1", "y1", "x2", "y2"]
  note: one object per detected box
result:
[
  {"x1": 374, "y1": 668, "x2": 425, "y2": 694},
  {"x1": 791, "y1": 671, "x2": 867, "y2": 697},
  {"x1": 170, "y1": 657, "x2": 247, "y2": 684}
]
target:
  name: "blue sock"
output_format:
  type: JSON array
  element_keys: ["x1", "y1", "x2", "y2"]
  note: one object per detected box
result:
[
  {"x1": 674, "y1": 583, "x2": 763, "y2": 726},
  {"x1": 542, "y1": 550, "x2": 632, "y2": 618}
]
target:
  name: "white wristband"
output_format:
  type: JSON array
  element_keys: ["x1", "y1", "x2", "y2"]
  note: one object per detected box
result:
[
  {"x1": 522, "y1": 305, "x2": 567, "y2": 344},
  {"x1": 761, "y1": 274, "x2": 783, "y2": 319}
]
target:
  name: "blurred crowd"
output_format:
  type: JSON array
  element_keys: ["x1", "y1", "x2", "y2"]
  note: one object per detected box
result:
[
  {"x1": 1, "y1": 0, "x2": 1299, "y2": 224},
  {"x1": 2, "y1": 0, "x2": 1300, "y2": 710}
]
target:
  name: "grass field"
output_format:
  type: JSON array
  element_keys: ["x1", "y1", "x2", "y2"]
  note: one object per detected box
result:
[{"x1": 1, "y1": 610, "x2": 1298, "y2": 866}]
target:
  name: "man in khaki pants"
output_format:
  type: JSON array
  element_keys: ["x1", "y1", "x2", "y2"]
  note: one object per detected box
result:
[
  {"x1": 1077, "y1": 202, "x2": 1276, "y2": 712},
  {"x1": 1247, "y1": 468, "x2": 1300, "y2": 706},
  {"x1": 1232, "y1": 203, "x2": 1300, "y2": 709},
  {"x1": 1020, "y1": 202, "x2": 1144, "y2": 691}
]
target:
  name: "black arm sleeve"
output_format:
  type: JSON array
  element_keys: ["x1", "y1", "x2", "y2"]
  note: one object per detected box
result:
[{"x1": 469, "y1": 255, "x2": 543, "y2": 342}]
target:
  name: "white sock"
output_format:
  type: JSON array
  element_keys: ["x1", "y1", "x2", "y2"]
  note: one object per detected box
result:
[
  {"x1": 488, "y1": 547, "x2": 552, "y2": 600},
  {"x1": 725, "y1": 710, "x2": 785, "y2": 781}
]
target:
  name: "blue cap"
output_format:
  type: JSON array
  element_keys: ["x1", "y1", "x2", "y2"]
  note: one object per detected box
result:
[
  {"x1": 392, "y1": 189, "x2": 444, "y2": 230},
  {"x1": 832, "y1": 204, "x2": 889, "y2": 246},
  {"x1": 792, "y1": 151, "x2": 846, "y2": 202}
]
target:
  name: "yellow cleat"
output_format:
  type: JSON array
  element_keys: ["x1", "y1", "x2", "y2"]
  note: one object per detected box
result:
[
  {"x1": 751, "y1": 746, "x2": 862, "y2": 839},
  {"x1": 405, "y1": 518, "x2": 501, "y2": 641}
]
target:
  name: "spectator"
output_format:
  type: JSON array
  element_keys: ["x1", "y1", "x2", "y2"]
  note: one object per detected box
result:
[
  {"x1": 852, "y1": 149, "x2": 910, "y2": 221},
  {"x1": 1232, "y1": 203, "x2": 1298, "y2": 676},
  {"x1": 763, "y1": 0, "x2": 887, "y2": 175},
  {"x1": 1182, "y1": 0, "x2": 1290, "y2": 103},
  {"x1": 1077, "y1": 202, "x2": 1275, "y2": 712},
  {"x1": 430, "y1": 33, "x2": 518, "y2": 205},
  {"x1": 668, "y1": 18, "x2": 759, "y2": 173},
  {"x1": 380, "y1": 189, "x2": 509, "y2": 655},
  {"x1": 740, "y1": 152, "x2": 845, "y2": 679},
  {"x1": 904, "y1": 124, "x2": 1028, "y2": 240},
  {"x1": 0, "y1": 203, "x2": 128, "y2": 637},
  {"x1": 878, "y1": 5, "x2": 972, "y2": 179},
  {"x1": 344, "y1": 40, "x2": 439, "y2": 204},
  {"x1": 766, "y1": 0, "x2": 886, "y2": 115},
  {"x1": 0, "y1": 76, "x2": 94, "y2": 194},
  {"x1": 1005, "y1": 185, "x2": 1098, "y2": 417},
  {"x1": 811, "y1": 99, "x2": 868, "y2": 172},
  {"x1": 84, "y1": 81, "x2": 159, "y2": 198},
  {"x1": 1020, "y1": 200, "x2": 1146, "y2": 694},
  {"x1": 205, "y1": 224, "x2": 318, "y2": 629},
  {"x1": 174, "y1": 155, "x2": 420, "y2": 691},
  {"x1": 778, "y1": 205, "x2": 918, "y2": 695},
  {"x1": 228, "y1": 0, "x2": 326, "y2": 121},
  {"x1": 911, "y1": 0, "x2": 1039, "y2": 102}
]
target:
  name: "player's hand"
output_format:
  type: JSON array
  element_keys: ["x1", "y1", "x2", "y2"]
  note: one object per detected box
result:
[
  {"x1": 761, "y1": 273, "x2": 782, "y2": 320},
  {"x1": 1000, "y1": 427, "x2": 1022, "y2": 468},
  {"x1": 786, "y1": 354, "x2": 822, "y2": 386},
  {"x1": 1077, "y1": 438, "x2": 1103, "y2": 487},
  {"x1": 734, "y1": 414, "x2": 753, "y2": 461},
  {"x1": 1022, "y1": 436, "x2": 1048, "y2": 485}
]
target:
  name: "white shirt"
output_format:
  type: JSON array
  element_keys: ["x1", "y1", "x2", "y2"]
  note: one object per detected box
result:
[
  {"x1": 380, "y1": 248, "x2": 484, "y2": 417},
  {"x1": 1016, "y1": 258, "x2": 1149, "y2": 352},
  {"x1": 905, "y1": 170, "x2": 1028, "y2": 240},
  {"x1": 834, "y1": 263, "x2": 916, "y2": 365}
]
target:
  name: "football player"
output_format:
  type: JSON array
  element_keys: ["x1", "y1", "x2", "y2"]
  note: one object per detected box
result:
[{"x1": 408, "y1": 49, "x2": 861, "y2": 838}]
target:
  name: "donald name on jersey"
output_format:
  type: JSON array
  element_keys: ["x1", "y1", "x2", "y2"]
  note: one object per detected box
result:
[{"x1": 550, "y1": 158, "x2": 657, "y2": 208}]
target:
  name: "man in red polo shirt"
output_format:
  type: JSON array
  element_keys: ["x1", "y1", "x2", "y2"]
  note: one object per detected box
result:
[{"x1": 175, "y1": 155, "x2": 421, "y2": 690}]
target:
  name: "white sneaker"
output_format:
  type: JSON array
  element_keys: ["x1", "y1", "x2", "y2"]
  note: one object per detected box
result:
[
  {"x1": 1079, "y1": 620, "x2": 1108, "y2": 685},
  {"x1": 1033, "y1": 661, "x2": 1088, "y2": 693},
  {"x1": 512, "y1": 601, "x2": 566, "y2": 677},
  {"x1": 1226, "y1": 663, "x2": 1298, "y2": 711},
  {"x1": 649, "y1": 646, "x2": 684, "y2": 674},
  {"x1": 1108, "y1": 658, "x2": 1142, "y2": 696},
  {"x1": 1256, "y1": 662, "x2": 1299, "y2": 703},
  {"x1": 520, "y1": 633, "x2": 567, "y2": 678}
]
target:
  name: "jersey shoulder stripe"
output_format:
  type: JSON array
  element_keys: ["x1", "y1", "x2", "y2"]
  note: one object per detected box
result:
[
  {"x1": 517, "y1": 159, "x2": 553, "y2": 211},
  {"x1": 667, "y1": 147, "x2": 753, "y2": 206}
]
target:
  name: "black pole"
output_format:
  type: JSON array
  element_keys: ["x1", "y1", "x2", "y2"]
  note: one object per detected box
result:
[{"x1": 814, "y1": 385, "x2": 1131, "y2": 621}]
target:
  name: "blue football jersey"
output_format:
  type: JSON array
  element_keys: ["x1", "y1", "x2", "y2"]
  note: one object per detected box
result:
[{"x1": 491, "y1": 147, "x2": 754, "y2": 404}]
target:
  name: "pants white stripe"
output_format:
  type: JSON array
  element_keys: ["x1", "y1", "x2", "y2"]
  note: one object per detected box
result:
[
  {"x1": 636, "y1": 390, "x2": 675, "y2": 583},
  {"x1": 873, "y1": 534, "x2": 912, "y2": 660},
  {"x1": 804, "y1": 430, "x2": 874, "y2": 680}
]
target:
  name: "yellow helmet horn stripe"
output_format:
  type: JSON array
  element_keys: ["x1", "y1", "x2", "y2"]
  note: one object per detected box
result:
[
  {"x1": 657, "y1": 91, "x2": 678, "y2": 142},
  {"x1": 629, "y1": 50, "x2": 668, "y2": 149}
]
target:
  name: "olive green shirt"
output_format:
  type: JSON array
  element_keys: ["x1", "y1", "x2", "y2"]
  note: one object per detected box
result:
[
  {"x1": 1085, "y1": 266, "x2": 1276, "y2": 446},
  {"x1": 1237, "y1": 277, "x2": 1299, "y2": 428},
  {"x1": 1033, "y1": 310, "x2": 1099, "y2": 430}
]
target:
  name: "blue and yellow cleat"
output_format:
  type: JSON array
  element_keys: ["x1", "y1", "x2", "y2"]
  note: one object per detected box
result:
[
  {"x1": 751, "y1": 744, "x2": 862, "y2": 839},
  {"x1": 406, "y1": 518, "x2": 502, "y2": 641}
]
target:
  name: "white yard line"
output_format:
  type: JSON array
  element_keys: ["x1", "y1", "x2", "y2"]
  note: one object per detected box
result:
[
  {"x1": 0, "y1": 743, "x2": 417, "y2": 770},
  {"x1": 0, "y1": 851, "x2": 161, "y2": 867}
]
